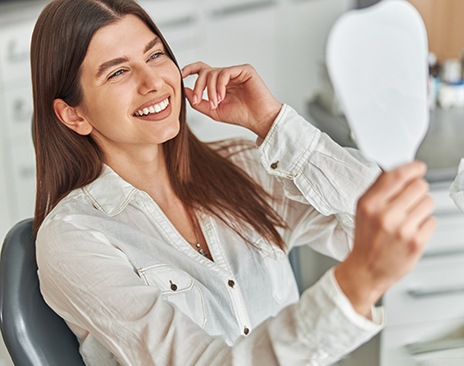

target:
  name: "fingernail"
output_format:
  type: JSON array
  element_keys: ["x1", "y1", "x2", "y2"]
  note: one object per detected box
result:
[
  {"x1": 193, "y1": 95, "x2": 198, "y2": 105},
  {"x1": 217, "y1": 93, "x2": 222, "y2": 103},
  {"x1": 210, "y1": 101, "x2": 215, "y2": 110}
]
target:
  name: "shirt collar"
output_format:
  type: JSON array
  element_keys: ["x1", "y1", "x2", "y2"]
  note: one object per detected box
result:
[{"x1": 82, "y1": 165, "x2": 138, "y2": 217}]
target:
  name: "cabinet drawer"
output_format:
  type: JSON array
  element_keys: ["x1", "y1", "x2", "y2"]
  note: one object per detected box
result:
[
  {"x1": 384, "y1": 260, "x2": 464, "y2": 326},
  {"x1": 9, "y1": 141, "x2": 35, "y2": 222},
  {"x1": 0, "y1": 21, "x2": 34, "y2": 84},
  {"x1": 381, "y1": 318, "x2": 464, "y2": 366},
  {"x1": 3, "y1": 86, "x2": 34, "y2": 141},
  {"x1": 421, "y1": 214, "x2": 464, "y2": 258}
]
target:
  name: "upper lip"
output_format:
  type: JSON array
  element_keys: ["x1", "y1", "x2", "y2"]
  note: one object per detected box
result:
[{"x1": 133, "y1": 94, "x2": 170, "y2": 115}]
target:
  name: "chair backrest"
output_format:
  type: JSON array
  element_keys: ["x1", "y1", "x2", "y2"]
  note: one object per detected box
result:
[{"x1": 0, "y1": 218, "x2": 85, "y2": 366}]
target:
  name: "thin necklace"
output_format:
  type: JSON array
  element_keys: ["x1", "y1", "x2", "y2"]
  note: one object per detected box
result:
[{"x1": 189, "y1": 209, "x2": 210, "y2": 259}]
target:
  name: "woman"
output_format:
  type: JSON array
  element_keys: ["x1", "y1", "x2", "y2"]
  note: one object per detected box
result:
[{"x1": 32, "y1": 0, "x2": 435, "y2": 365}]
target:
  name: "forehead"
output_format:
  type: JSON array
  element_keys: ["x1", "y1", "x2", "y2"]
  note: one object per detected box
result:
[{"x1": 83, "y1": 15, "x2": 159, "y2": 67}]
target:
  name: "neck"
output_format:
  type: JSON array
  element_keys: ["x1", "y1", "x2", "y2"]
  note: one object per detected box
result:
[{"x1": 105, "y1": 145, "x2": 175, "y2": 204}]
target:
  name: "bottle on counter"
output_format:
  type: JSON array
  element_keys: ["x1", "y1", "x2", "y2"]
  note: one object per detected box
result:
[{"x1": 428, "y1": 52, "x2": 440, "y2": 110}]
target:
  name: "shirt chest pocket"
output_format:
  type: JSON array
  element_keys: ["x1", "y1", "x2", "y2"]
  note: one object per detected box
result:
[
  {"x1": 137, "y1": 264, "x2": 207, "y2": 329},
  {"x1": 256, "y1": 239, "x2": 295, "y2": 303}
]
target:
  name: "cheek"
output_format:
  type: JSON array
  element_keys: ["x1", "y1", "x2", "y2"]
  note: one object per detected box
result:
[
  {"x1": 170, "y1": 69, "x2": 183, "y2": 107},
  {"x1": 166, "y1": 62, "x2": 182, "y2": 91}
]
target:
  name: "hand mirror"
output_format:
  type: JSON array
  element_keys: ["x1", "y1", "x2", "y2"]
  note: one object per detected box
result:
[{"x1": 326, "y1": 0, "x2": 429, "y2": 171}]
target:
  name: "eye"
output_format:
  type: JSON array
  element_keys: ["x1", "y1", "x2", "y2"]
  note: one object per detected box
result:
[
  {"x1": 108, "y1": 69, "x2": 126, "y2": 80},
  {"x1": 148, "y1": 51, "x2": 165, "y2": 61}
]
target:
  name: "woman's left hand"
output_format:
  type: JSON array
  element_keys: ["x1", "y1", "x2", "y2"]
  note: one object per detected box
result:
[{"x1": 181, "y1": 62, "x2": 282, "y2": 139}]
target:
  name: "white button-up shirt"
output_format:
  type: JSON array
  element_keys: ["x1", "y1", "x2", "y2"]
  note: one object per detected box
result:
[{"x1": 37, "y1": 104, "x2": 383, "y2": 366}]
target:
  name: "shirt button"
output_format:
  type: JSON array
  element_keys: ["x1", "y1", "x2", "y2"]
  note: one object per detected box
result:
[
  {"x1": 169, "y1": 280, "x2": 177, "y2": 291},
  {"x1": 228, "y1": 280, "x2": 235, "y2": 288},
  {"x1": 270, "y1": 161, "x2": 279, "y2": 170},
  {"x1": 243, "y1": 326, "x2": 250, "y2": 335}
]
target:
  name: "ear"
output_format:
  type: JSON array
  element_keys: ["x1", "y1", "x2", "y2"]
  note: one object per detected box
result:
[{"x1": 53, "y1": 99, "x2": 93, "y2": 136}]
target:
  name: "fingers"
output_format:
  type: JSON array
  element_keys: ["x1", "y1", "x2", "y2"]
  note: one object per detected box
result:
[
  {"x1": 181, "y1": 62, "x2": 253, "y2": 109},
  {"x1": 362, "y1": 161, "x2": 427, "y2": 205},
  {"x1": 183, "y1": 62, "x2": 209, "y2": 106},
  {"x1": 358, "y1": 161, "x2": 433, "y2": 236},
  {"x1": 182, "y1": 61, "x2": 280, "y2": 137},
  {"x1": 415, "y1": 216, "x2": 437, "y2": 246},
  {"x1": 404, "y1": 194, "x2": 434, "y2": 231},
  {"x1": 387, "y1": 177, "x2": 430, "y2": 218},
  {"x1": 184, "y1": 87, "x2": 213, "y2": 116}
]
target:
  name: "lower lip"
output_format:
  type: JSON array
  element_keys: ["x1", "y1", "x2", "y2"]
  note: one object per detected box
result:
[{"x1": 135, "y1": 100, "x2": 172, "y2": 122}]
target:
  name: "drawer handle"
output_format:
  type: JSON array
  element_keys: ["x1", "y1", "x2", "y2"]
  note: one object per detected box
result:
[
  {"x1": 157, "y1": 15, "x2": 196, "y2": 29},
  {"x1": 408, "y1": 285, "x2": 464, "y2": 298},
  {"x1": 210, "y1": 0, "x2": 274, "y2": 17},
  {"x1": 406, "y1": 338, "x2": 464, "y2": 355}
]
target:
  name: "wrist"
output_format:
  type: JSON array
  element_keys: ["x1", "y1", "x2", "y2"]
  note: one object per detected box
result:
[
  {"x1": 334, "y1": 256, "x2": 386, "y2": 318},
  {"x1": 253, "y1": 102, "x2": 283, "y2": 139}
]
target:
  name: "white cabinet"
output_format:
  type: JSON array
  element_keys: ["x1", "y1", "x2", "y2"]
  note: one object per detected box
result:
[
  {"x1": 381, "y1": 182, "x2": 464, "y2": 365},
  {"x1": 280, "y1": 0, "x2": 354, "y2": 113},
  {"x1": 0, "y1": 19, "x2": 37, "y2": 243}
]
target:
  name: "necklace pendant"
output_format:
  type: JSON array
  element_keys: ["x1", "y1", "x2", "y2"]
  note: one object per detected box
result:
[
  {"x1": 196, "y1": 243, "x2": 209, "y2": 257},
  {"x1": 198, "y1": 248, "x2": 209, "y2": 257}
]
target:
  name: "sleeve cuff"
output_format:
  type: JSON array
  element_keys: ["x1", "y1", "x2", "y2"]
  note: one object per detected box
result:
[
  {"x1": 296, "y1": 267, "x2": 384, "y2": 361},
  {"x1": 257, "y1": 104, "x2": 321, "y2": 179},
  {"x1": 327, "y1": 268, "x2": 384, "y2": 328}
]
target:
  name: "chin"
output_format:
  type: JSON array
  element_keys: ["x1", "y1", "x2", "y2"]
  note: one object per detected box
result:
[{"x1": 159, "y1": 123, "x2": 181, "y2": 143}]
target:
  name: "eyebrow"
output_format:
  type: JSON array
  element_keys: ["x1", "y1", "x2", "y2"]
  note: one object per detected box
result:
[
  {"x1": 144, "y1": 37, "x2": 160, "y2": 54},
  {"x1": 96, "y1": 57, "x2": 129, "y2": 78},
  {"x1": 95, "y1": 37, "x2": 161, "y2": 78}
]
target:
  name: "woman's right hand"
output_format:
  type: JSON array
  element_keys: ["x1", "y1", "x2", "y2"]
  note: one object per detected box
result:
[
  {"x1": 334, "y1": 161, "x2": 436, "y2": 317},
  {"x1": 181, "y1": 62, "x2": 282, "y2": 139}
]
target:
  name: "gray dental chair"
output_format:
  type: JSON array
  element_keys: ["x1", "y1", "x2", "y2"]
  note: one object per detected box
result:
[{"x1": 0, "y1": 218, "x2": 85, "y2": 366}]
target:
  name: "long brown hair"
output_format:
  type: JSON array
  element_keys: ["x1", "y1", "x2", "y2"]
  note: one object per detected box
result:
[{"x1": 31, "y1": 0, "x2": 286, "y2": 249}]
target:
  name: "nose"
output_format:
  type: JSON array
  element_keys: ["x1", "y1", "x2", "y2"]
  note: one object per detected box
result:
[{"x1": 137, "y1": 64, "x2": 163, "y2": 94}]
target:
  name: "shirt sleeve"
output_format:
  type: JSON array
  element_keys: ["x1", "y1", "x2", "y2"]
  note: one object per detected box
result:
[
  {"x1": 37, "y1": 219, "x2": 383, "y2": 366},
  {"x1": 256, "y1": 104, "x2": 381, "y2": 259},
  {"x1": 233, "y1": 268, "x2": 383, "y2": 366}
]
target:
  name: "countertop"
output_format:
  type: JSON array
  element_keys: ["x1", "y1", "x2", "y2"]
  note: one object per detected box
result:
[{"x1": 307, "y1": 100, "x2": 464, "y2": 183}]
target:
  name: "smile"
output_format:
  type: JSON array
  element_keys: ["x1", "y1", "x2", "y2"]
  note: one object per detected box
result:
[{"x1": 134, "y1": 97, "x2": 170, "y2": 116}]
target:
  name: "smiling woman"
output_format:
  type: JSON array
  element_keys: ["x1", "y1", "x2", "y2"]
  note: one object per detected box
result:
[
  {"x1": 30, "y1": 0, "x2": 435, "y2": 365},
  {"x1": 53, "y1": 16, "x2": 182, "y2": 161}
]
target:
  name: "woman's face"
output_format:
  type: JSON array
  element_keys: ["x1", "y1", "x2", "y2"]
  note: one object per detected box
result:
[{"x1": 76, "y1": 15, "x2": 182, "y2": 160}]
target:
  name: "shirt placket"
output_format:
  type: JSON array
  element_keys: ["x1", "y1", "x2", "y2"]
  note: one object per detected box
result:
[{"x1": 199, "y1": 212, "x2": 253, "y2": 337}]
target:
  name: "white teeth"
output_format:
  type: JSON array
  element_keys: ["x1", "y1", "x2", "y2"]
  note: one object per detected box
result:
[{"x1": 136, "y1": 98, "x2": 170, "y2": 116}]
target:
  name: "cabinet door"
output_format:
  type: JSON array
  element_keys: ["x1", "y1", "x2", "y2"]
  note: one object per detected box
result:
[
  {"x1": 0, "y1": 21, "x2": 34, "y2": 85},
  {"x1": 204, "y1": 0, "x2": 279, "y2": 91},
  {"x1": 9, "y1": 140, "x2": 36, "y2": 221},
  {"x1": 280, "y1": 0, "x2": 353, "y2": 113},
  {"x1": 381, "y1": 318, "x2": 464, "y2": 366},
  {"x1": 409, "y1": 0, "x2": 464, "y2": 62},
  {"x1": 3, "y1": 86, "x2": 33, "y2": 141}
]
